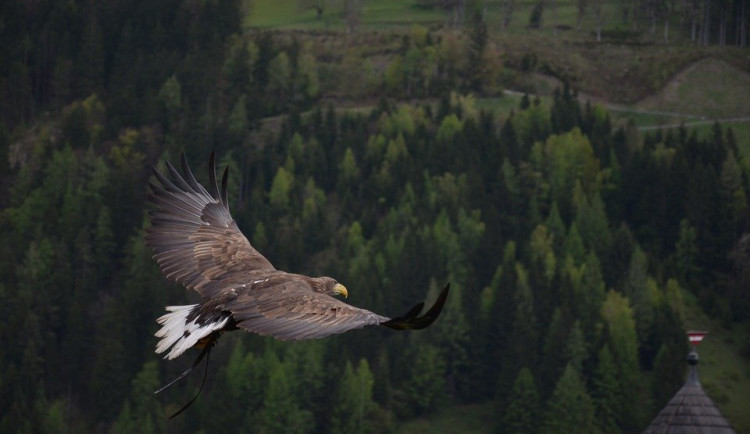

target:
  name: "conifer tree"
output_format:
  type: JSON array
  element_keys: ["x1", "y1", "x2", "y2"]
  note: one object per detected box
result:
[
  {"x1": 601, "y1": 290, "x2": 640, "y2": 429},
  {"x1": 261, "y1": 362, "x2": 314, "y2": 434},
  {"x1": 501, "y1": 367, "x2": 541, "y2": 434},
  {"x1": 542, "y1": 364, "x2": 598, "y2": 434},
  {"x1": 331, "y1": 359, "x2": 376, "y2": 434},
  {"x1": 592, "y1": 345, "x2": 621, "y2": 432}
]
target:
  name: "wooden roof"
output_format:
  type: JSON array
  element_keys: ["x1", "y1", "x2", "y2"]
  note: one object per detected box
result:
[{"x1": 643, "y1": 355, "x2": 736, "y2": 434}]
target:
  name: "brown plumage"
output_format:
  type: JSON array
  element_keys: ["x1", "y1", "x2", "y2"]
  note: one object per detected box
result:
[{"x1": 146, "y1": 152, "x2": 449, "y2": 361}]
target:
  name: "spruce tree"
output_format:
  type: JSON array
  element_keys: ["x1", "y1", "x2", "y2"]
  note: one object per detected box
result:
[
  {"x1": 501, "y1": 367, "x2": 541, "y2": 434},
  {"x1": 592, "y1": 345, "x2": 621, "y2": 432},
  {"x1": 541, "y1": 364, "x2": 598, "y2": 434}
]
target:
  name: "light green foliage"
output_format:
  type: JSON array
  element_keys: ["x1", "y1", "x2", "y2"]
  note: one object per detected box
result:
[
  {"x1": 429, "y1": 172, "x2": 469, "y2": 213},
  {"x1": 600, "y1": 290, "x2": 639, "y2": 427},
  {"x1": 574, "y1": 188, "x2": 611, "y2": 257},
  {"x1": 261, "y1": 360, "x2": 314, "y2": 434},
  {"x1": 403, "y1": 45, "x2": 436, "y2": 96},
  {"x1": 529, "y1": 224, "x2": 556, "y2": 282},
  {"x1": 409, "y1": 24, "x2": 429, "y2": 47},
  {"x1": 385, "y1": 134, "x2": 408, "y2": 163},
  {"x1": 384, "y1": 55, "x2": 405, "y2": 94},
  {"x1": 663, "y1": 278, "x2": 685, "y2": 320},
  {"x1": 269, "y1": 166, "x2": 295, "y2": 210},
  {"x1": 513, "y1": 103, "x2": 550, "y2": 147},
  {"x1": 339, "y1": 147, "x2": 361, "y2": 184},
  {"x1": 576, "y1": 251, "x2": 606, "y2": 334},
  {"x1": 457, "y1": 208, "x2": 485, "y2": 253},
  {"x1": 332, "y1": 359, "x2": 376, "y2": 434},
  {"x1": 223, "y1": 34, "x2": 258, "y2": 85},
  {"x1": 592, "y1": 345, "x2": 621, "y2": 432},
  {"x1": 112, "y1": 361, "x2": 163, "y2": 434},
  {"x1": 365, "y1": 133, "x2": 387, "y2": 162},
  {"x1": 563, "y1": 222, "x2": 585, "y2": 265},
  {"x1": 295, "y1": 44, "x2": 319, "y2": 99},
  {"x1": 268, "y1": 51, "x2": 292, "y2": 100},
  {"x1": 433, "y1": 283, "x2": 472, "y2": 397},
  {"x1": 542, "y1": 364, "x2": 598, "y2": 434},
  {"x1": 302, "y1": 177, "x2": 326, "y2": 216},
  {"x1": 436, "y1": 114, "x2": 463, "y2": 144},
  {"x1": 545, "y1": 202, "x2": 566, "y2": 255},
  {"x1": 540, "y1": 129, "x2": 600, "y2": 209},
  {"x1": 565, "y1": 321, "x2": 587, "y2": 373},
  {"x1": 379, "y1": 105, "x2": 419, "y2": 137},
  {"x1": 403, "y1": 344, "x2": 446, "y2": 415},
  {"x1": 501, "y1": 367, "x2": 540, "y2": 434}
]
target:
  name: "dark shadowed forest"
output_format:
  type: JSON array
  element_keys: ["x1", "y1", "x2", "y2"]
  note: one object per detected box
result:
[{"x1": 1, "y1": 0, "x2": 749, "y2": 433}]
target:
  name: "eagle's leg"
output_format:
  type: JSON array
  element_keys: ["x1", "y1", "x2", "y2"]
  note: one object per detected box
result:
[
  {"x1": 165, "y1": 345, "x2": 211, "y2": 419},
  {"x1": 155, "y1": 333, "x2": 219, "y2": 418},
  {"x1": 155, "y1": 333, "x2": 220, "y2": 395}
]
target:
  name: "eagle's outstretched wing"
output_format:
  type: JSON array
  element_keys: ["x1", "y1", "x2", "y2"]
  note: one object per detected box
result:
[
  {"x1": 145, "y1": 152, "x2": 274, "y2": 299},
  {"x1": 224, "y1": 279, "x2": 451, "y2": 341}
]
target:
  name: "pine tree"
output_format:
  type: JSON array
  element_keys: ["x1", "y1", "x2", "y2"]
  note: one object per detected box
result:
[
  {"x1": 501, "y1": 367, "x2": 541, "y2": 434},
  {"x1": 539, "y1": 308, "x2": 569, "y2": 397},
  {"x1": 592, "y1": 345, "x2": 621, "y2": 432},
  {"x1": 331, "y1": 359, "x2": 376, "y2": 434},
  {"x1": 402, "y1": 344, "x2": 446, "y2": 416},
  {"x1": 541, "y1": 364, "x2": 598, "y2": 434},
  {"x1": 510, "y1": 263, "x2": 539, "y2": 370},
  {"x1": 261, "y1": 362, "x2": 314, "y2": 434},
  {"x1": 565, "y1": 320, "x2": 587, "y2": 373},
  {"x1": 601, "y1": 290, "x2": 640, "y2": 429}
]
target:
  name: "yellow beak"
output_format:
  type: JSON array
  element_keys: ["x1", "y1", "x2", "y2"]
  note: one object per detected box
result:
[{"x1": 334, "y1": 283, "x2": 348, "y2": 299}]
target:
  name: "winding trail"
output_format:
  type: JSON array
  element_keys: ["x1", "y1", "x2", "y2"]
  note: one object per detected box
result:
[{"x1": 502, "y1": 89, "x2": 750, "y2": 132}]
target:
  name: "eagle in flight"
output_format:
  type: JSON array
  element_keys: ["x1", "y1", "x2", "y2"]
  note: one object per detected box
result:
[{"x1": 145, "y1": 153, "x2": 449, "y2": 416}]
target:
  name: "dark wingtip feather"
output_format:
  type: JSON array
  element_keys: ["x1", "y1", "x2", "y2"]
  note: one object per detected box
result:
[
  {"x1": 382, "y1": 283, "x2": 450, "y2": 331},
  {"x1": 152, "y1": 165, "x2": 180, "y2": 193},
  {"x1": 208, "y1": 151, "x2": 219, "y2": 200},
  {"x1": 181, "y1": 153, "x2": 202, "y2": 193},
  {"x1": 221, "y1": 167, "x2": 229, "y2": 207}
]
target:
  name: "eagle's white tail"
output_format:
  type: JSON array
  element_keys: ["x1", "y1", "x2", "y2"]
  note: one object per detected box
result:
[{"x1": 155, "y1": 305, "x2": 229, "y2": 360}]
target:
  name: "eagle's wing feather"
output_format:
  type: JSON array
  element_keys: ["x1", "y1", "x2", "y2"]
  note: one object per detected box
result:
[
  {"x1": 230, "y1": 282, "x2": 451, "y2": 340},
  {"x1": 146, "y1": 153, "x2": 275, "y2": 298},
  {"x1": 230, "y1": 282, "x2": 390, "y2": 341}
]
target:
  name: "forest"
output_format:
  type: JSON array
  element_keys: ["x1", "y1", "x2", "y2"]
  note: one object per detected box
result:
[{"x1": 0, "y1": 0, "x2": 749, "y2": 433}]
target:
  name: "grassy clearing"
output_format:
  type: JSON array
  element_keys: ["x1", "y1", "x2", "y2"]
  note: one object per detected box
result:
[
  {"x1": 248, "y1": 0, "x2": 672, "y2": 38},
  {"x1": 608, "y1": 110, "x2": 688, "y2": 128},
  {"x1": 637, "y1": 58, "x2": 750, "y2": 119},
  {"x1": 475, "y1": 94, "x2": 526, "y2": 114}
]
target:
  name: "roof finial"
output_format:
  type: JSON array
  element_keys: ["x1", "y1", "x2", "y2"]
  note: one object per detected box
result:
[{"x1": 686, "y1": 330, "x2": 707, "y2": 386}]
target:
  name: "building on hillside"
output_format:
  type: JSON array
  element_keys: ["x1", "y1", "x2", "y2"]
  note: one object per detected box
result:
[{"x1": 642, "y1": 332, "x2": 736, "y2": 434}]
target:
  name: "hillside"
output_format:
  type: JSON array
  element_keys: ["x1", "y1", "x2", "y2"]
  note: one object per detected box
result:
[{"x1": 637, "y1": 58, "x2": 750, "y2": 119}]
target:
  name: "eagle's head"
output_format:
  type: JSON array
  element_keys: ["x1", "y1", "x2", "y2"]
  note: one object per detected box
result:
[{"x1": 315, "y1": 276, "x2": 348, "y2": 299}]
